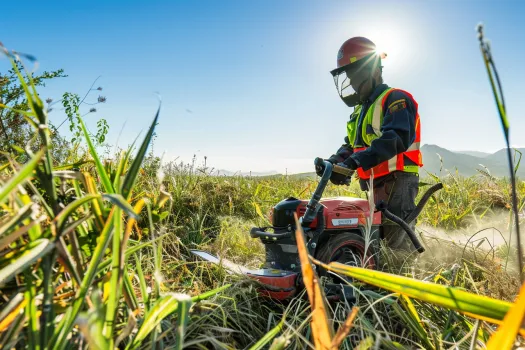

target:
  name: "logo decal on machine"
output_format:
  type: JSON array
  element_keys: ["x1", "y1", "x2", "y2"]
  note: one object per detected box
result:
[{"x1": 331, "y1": 218, "x2": 358, "y2": 226}]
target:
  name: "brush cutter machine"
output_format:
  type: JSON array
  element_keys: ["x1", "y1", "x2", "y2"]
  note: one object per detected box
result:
[{"x1": 191, "y1": 158, "x2": 442, "y2": 301}]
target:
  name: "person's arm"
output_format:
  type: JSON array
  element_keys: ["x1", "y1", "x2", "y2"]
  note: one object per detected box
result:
[{"x1": 349, "y1": 90, "x2": 416, "y2": 171}]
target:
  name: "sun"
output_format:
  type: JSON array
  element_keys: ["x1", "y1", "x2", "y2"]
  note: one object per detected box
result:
[{"x1": 363, "y1": 27, "x2": 405, "y2": 67}]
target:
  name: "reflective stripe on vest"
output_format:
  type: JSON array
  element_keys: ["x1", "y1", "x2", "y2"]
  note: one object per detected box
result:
[{"x1": 347, "y1": 88, "x2": 423, "y2": 180}]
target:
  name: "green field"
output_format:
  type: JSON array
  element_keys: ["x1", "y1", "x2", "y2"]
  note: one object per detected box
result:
[{"x1": 1, "y1": 47, "x2": 525, "y2": 349}]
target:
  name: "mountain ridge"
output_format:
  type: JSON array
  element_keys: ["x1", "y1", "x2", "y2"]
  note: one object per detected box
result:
[
  {"x1": 214, "y1": 145, "x2": 525, "y2": 178},
  {"x1": 420, "y1": 144, "x2": 525, "y2": 177}
]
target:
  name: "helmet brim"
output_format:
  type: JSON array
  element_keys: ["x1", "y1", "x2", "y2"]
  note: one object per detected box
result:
[
  {"x1": 330, "y1": 52, "x2": 380, "y2": 77},
  {"x1": 330, "y1": 65, "x2": 346, "y2": 77}
]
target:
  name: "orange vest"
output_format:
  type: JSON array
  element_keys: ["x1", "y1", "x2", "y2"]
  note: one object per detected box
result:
[{"x1": 350, "y1": 88, "x2": 422, "y2": 180}]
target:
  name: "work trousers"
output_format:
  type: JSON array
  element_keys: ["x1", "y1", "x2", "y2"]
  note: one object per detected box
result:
[{"x1": 361, "y1": 171, "x2": 419, "y2": 250}]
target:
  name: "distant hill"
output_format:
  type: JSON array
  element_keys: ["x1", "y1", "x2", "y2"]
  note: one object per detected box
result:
[
  {"x1": 421, "y1": 145, "x2": 525, "y2": 178},
  {"x1": 283, "y1": 146, "x2": 525, "y2": 178},
  {"x1": 288, "y1": 172, "x2": 317, "y2": 180},
  {"x1": 456, "y1": 151, "x2": 491, "y2": 158},
  {"x1": 216, "y1": 146, "x2": 525, "y2": 178},
  {"x1": 216, "y1": 169, "x2": 280, "y2": 177}
]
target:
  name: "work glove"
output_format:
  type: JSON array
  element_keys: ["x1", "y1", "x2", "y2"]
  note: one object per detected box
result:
[
  {"x1": 330, "y1": 172, "x2": 351, "y2": 186},
  {"x1": 330, "y1": 157, "x2": 358, "y2": 185}
]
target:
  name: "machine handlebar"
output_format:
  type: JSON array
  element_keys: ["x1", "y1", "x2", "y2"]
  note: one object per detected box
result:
[
  {"x1": 250, "y1": 228, "x2": 292, "y2": 241},
  {"x1": 302, "y1": 158, "x2": 333, "y2": 224},
  {"x1": 308, "y1": 157, "x2": 439, "y2": 254}
]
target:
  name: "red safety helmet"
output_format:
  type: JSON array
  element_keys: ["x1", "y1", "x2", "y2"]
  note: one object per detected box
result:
[{"x1": 330, "y1": 37, "x2": 385, "y2": 107}]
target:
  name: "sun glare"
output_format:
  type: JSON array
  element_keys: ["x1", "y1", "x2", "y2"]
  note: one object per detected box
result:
[{"x1": 363, "y1": 26, "x2": 406, "y2": 68}]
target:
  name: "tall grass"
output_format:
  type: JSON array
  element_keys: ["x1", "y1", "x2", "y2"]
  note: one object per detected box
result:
[
  {"x1": 2, "y1": 25, "x2": 525, "y2": 349},
  {"x1": 0, "y1": 47, "x2": 232, "y2": 349}
]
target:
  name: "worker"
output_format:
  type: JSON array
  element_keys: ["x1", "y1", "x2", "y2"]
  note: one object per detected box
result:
[{"x1": 316, "y1": 36, "x2": 423, "y2": 251}]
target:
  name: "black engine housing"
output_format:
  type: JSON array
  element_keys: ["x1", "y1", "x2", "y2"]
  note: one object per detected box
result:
[{"x1": 272, "y1": 197, "x2": 301, "y2": 227}]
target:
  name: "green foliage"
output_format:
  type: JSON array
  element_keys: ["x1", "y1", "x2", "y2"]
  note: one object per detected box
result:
[
  {"x1": 0, "y1": 60, "x2": 67, "y2": 161},
  {"x1": 62, "y1": 91, "x2": 82, "y2": 142},
  {"x1": 0, "y1": 50, "x2": 230, "y2": 349},
  {"x1": 62, "y1": 90, "x2": 109, "y2": 146}
]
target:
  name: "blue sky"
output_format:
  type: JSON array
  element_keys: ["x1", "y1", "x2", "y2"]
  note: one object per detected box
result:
[{"x1": 2, "y1": 0, "x2": 524, "y2": 174}]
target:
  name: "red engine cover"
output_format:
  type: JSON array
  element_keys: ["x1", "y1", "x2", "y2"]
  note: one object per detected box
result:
[
  {"x1": 296, "y1": 197, "x2": 381, "y2": 229},
  {"x1": 247, "y1": 271, "x2": 298, "y2": 300}
]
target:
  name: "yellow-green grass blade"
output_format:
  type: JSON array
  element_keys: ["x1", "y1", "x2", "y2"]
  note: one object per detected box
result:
[
  {"x1": 24, "y1": 274, "x2": 39, "y2": 350},
  {"x1": 486, "y1": 281, "x2": 525, "y2": 348},
  {"x1": 78, "y1": 116, "x2": 114, "y2": 194},
  {"x1": 25, "y1": 181, "x2": 53, "y2": 222},
  {"x1": 56, "y1": 238, "x2": 82, "y2": 286},
  {"x1": 120, "y1": 104, "x2": 160, "y2": 200},
  {"x1": 129, "y1": 285, "x2": 230, "y2": 349},
  {"x1": 112, "y1": 150, "x2": 127, "y2": 191},
  {"x1": 53, "y1": 160, "x2": 93, "y2": 171},
  {"x1": 103, "y1": 207, "x2": 122, "y2": 343},
  {"x1": 50, "y1": 209, "x2": 116, "y2": 349},
  {"x1": 0, "y1": 291, "x2": 28, "y2": 347},
  {"x1": 0, "y1": 203, "x2": 33, "y2": 237},
  {"x1": 102, "y1": 194, "x2": 139, "y2": 220},
  {"x1": 54, "y1": 193, "x2": 136, "y2": 235},
  {"x1": 113, "y1": 144, "x2": 135, "y2": 191},
  {"x1": 0, "y1": 149, "x2": 45, "y2": 204},
  {"x1": 0, "y1": 293, "x2": 25, "y2": 330},
  {"x1": 391, "y1": 300, "x2": 434, "y2": 349},
  {"x1": 8, "y1": 58, "x2": 59, "y2": 213},
  {"x1": 248, "y1": 317, "x2": 285, "y2": 350},
  {"x1": 96, "y1": 233, "x2": 169, "y2": 273},
  {"x1": 130, "y1": 294, "x2": 188, "y2": 349},
  {"x1": 321, "y1": 261, "x2": 512, "y2": 322},
  {"x1": 3, "y1": 55, "x2": 38, "y2": 120},
  {"x1": 55, "y1": 194, "x2": 100, "y2": 232},
  {"x1": 0, "y1": 162, "x2": 10, "y2": 172},
  {"x1": 189, "y1": 283, "x2": 232, "y2": 303},
  {"x1": 174, "y1": 294, "x2": 191, "y2": 350},
  {"x1": 134, "y1": 252, "x2": 150, "y2": 311},
  {"x1": 0, "y1": 239, "x2": 54, "y2": 286},
  {"x1": 76, "y1": 291, "x2": 109, "y2": 350},
  {"x1": 123, "y1": 272, "x2": 139, "y2": 311}
]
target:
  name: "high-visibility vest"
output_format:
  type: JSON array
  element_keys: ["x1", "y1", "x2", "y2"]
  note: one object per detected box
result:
[{"x1": 346, "y1": 87, "x2": 422, "y2": 180}]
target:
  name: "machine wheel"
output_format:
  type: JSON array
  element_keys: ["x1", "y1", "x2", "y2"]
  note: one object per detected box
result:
[{"x1": 315, "y1": 232, "x2": 378, "y2": 276}]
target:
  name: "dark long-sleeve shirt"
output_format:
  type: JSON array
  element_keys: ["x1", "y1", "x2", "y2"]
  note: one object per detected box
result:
[{"x1": 331, "y1": 83, "x2": 417, "y2": 171}]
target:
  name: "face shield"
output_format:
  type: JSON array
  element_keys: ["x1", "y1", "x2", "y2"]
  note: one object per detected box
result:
[
  {"x1": 331, "y1": 67, "x2": 368, "y2": 107},
  {"x1": 330, "y1": 53, "x2": 382, "y2": 107}
]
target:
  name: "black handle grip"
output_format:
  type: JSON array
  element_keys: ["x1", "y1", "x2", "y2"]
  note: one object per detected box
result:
[
  {"x1": 314, "y1": 157, "x2": 326, "y2": 169},
  {"x1": 303, "y1": 158, "x2": 332, "y2": 224},
  {"x1": 250, "y1": 228, "x2": 292, "y2": 241}
]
